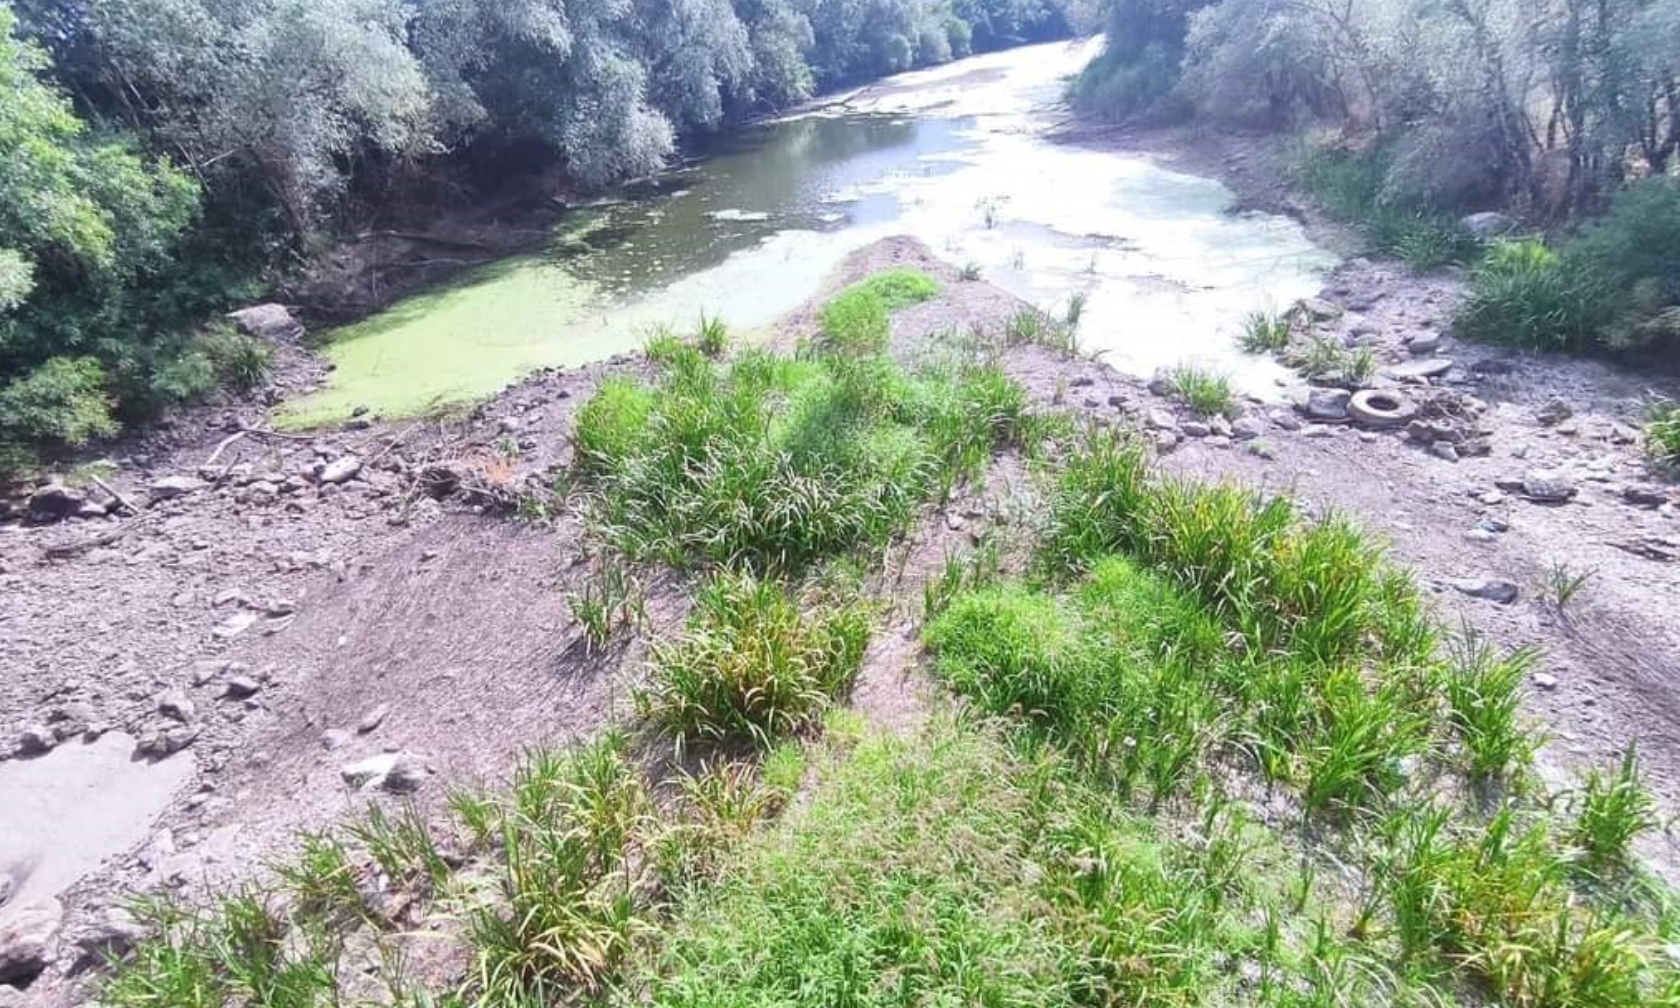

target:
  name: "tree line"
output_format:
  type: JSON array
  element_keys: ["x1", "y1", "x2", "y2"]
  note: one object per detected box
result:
[
  {"x1": 1073, "y1": 0, "x2": 1680, "y2": 359},
  {"x1": 0, "y1": 0, "x2": 1068, "y2": 475}
]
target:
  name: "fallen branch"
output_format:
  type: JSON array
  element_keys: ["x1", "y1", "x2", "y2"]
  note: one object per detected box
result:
[
  {"x1": 203, "y1": 430, "x2": 248, "y2": 468},
  {"x1": 43, "y1": 512, "x2": 163, "y2": 559},
  {"x1": 353, "y1": 229, "x2": 491, "y2": 251},
  {"x1": 88, "y1": 475, "x2": 141, "y2": 516},
  {"x1": 238, "y1": 425, "x2": 314, "y2": 442}
]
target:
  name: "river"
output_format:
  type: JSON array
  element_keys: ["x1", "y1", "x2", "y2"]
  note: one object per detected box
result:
[{"x1": 279, "y1": 39, "x2": 1335, "y2": 427}]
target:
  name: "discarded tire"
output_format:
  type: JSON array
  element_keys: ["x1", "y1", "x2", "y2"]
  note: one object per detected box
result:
[{"x1": 1347, "y1": 389, "x2": 1419, "y2": 428}]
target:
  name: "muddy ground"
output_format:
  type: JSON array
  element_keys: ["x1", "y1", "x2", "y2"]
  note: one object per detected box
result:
[{"x1": 5, "y1": 137, "x2": 1680, "y2": 1004}]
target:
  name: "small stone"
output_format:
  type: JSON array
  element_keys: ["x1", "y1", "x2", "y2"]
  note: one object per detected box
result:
[
  {"x1": 73, "y1": 909, "x2": 146, "y2": 966},
  {"x1": 1405, "y1": 332, "x2": 1442, "y2": 355},
  {"x1": 1463, "y1": 528, "x2": 1498, "y2": 543},
  {"x1": 1451, "y1": 578, "x2": 1521, "y2": 604},
  {"x1": 148, "y1": 475, "x2": 207, "y2": 501},
  {"x1": 1204, "y1": 435, "x2": 1233, "y2": 449},
  {"x1": 1296, "y1": 297, "x2": 1342, "y2": 321},
  {"x1": 1536, "y1": 399, "x2": 1573, "y2": 426},
  {"x1": 212, "y1": 611, "x2": 259, "y2": 639},
  {"x1": 1477, "y1": 491, "x2": 1506, "y2": 506},
  {"x1": 317, "y1": 455, "x2": 363, "y2": 485},
  {"x1": 1153, "y1": 430, "x2": 1180, "y2": 452},
  {"x1": 1145, "y1": 408, "x2": 1178, "y2": 432},
  {"x1": 1230, "y1": 417, "x2": 1264, "y2": 440},
  {"x1": 1461, "y1": 211, "x2": 1517, "y2": 239},
  {"x1": 1179, "y1": 421, "x2": 1210, "y2": 438},
  {"x1": 1248, "y1": 440, "x2": 1277, "y2": 460},
  {"x1": 156, "y1": 690, "x2": 196, "y2": 722},
  {"x1": 321, "y1": 729, "x2": 352, "y2": 751},
  {"x1": 358, "y1": 703, "x2": 392, "y2": 734},
  {"x1": 1384, "y1": 358, "x2": 1454, "y2": 381},
  {"x1": 1623, "y1": 485, "x2": 1670, "y2": 508},
  {"x1": 1532, "y1": 672, "x2": 1560, "y2": 691},
  {"x1": 1429, "y1": 441, "x2": 1460, "y2": 462},
  {"x1": 1521, "y1": 469, "x2": 1577, "y2": 502},
  {"x1": 341, "y1": 752, "x2": 428, "y2": 793},
  {"x1": 135, "y1": 723, "x2": 200, "y2": 758},
  {"x1": 0, "y1": 897, "x2": 63, "y2": 985},
  {"x1": 1208, "y1": 415, "x2": 1233, "y2": 438},
  {"x1": 1303, "y1": 425, "x2": 1336, "y2": 439},
  {"x1": 222, "y1": 676, "x2": 261, "y2": 699},
  {"x1": 1303, "y1": 388, "x2": 1351, "y2": 421},
  {"x1": 1267, "y1": 409, "x2": 1301, "y2": 432}
]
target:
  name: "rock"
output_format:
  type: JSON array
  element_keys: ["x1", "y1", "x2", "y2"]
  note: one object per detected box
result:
[
  {"x1": 1521, "y1": 469, "x2": 1577, "y2": 502},
  {"x1": 1623, "y1": 485, "x2": 1670, "y2": 508},
  {"x1": 1204, "y1": 435, "x2": 1233, "y2": 449},
  {"x1": 72, "y1": 908, "x2": 146, "y2": 966},
  {"x1": 1532, "y1": 672, "x2": 1560, "y2": 691},
  {"x1": 156, "y1": 690, "x2": 196, "y2": 722},
  {"x1": 1267, "y1": 409, "x2": 1301, "y2": 432},
  {"x1": 1230, "y1": 417, "x2": 1264, "y2": 440},
  {"x1": 212, "y1": 611, "x2": 259, "y2": 639},
  {"x1": 222, "y1": 675, "x2": 262, "y2": 699},
  {"x1": 1464, "y1": 528, "x2": 1499, "y2": 543},
  {"x1": 148, "y1": 475, "x2": 206, "y2": 501},
  {"x1": 226, "y1": 303, "x2": 304, "y2": 343},
  {"x1": 1451, "y1": 578, "x2": 1521, "y2": 604},
  {"x1": 357, "y1": 703, "x2": 392, "y2": 734},
  {"x1": 1384, "y1": 358, "x2": 1454, "y2": 381},
  {"x1": 1405, "y1": 332, "x2": 1442, "y2": 355},
  {"x1": 1152, "y1": 430, "x2": 1180, "y2": 452},
  {"x1": 27, "y1": 482, "x2": 86, "y2": 523},
  {"x1": 1303, "y1": 388, "x2": 1351, "y2": 421},
  {"x1": 1144, "y1": 408, "x2": 1178, "y2": 432},
  {"x1": 1295, "y1": 297, "x2": 1342, "y2": 321},
  {"x1": 135, "y1": 723, "x2": 200, "y2": 758},
  {"x1": 1348, "y1": 389, "x2": 1420, "y2": 428},
  {"x1": 0, "y1": 896, "x2": 63, "y2": 985},
  {"x1": 317, "y1": 455, "x2": 363, "y2": 485},
  {"x1": 15, "y1": 724, "x2": 56, "y2": 756},
  {"x1": 1179, "y1": 420, "x2": 1210, "y2": 438},
  {"x1": 1429, "y1": 441, "x2": 1461, "y2": 462},
  {"x1": 1303, "y1": 425, "x2": 1336, "y2": 438},
  {"x1": 320, "y1": 729, "x2": 353, "y2": 751},
  {"x1": 1248, "y1": 440, "x2": 1277, "y2": 460},
  {"x1": 341, "y1": 752, "x2": 428, "y2": 793},
  {"x1": 1536, "y1": 398, "x2": 1573, "y2": 426},
  {"x1": 1461, "y1": 211, "x2": 1517, "y2": 239}
]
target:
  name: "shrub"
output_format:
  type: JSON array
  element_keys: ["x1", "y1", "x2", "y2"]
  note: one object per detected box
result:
[
  {"x1": 1454, "y1": 240, "x2": 1591, "y2": 350},
  {"x1": 1571, "y1": 746, "x2": 1660, "y2": 873},
  {"x1": 638, "y1": 572, "x2": 870, "y2": 753},
  {"x1": 818, "y1": 287, "x2": 890, "y2": 355},
  {"x1": 0, "y1": 356, "x2": 118, "y2": 458}
]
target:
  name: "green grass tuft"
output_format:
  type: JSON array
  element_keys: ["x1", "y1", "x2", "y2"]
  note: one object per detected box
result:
[
  {"x1": 637, "y1": 572, "x2": 870, "y2": 755},
  {"x1": 1164, "y1": 363, "x2": 1235, "y2": 417}
]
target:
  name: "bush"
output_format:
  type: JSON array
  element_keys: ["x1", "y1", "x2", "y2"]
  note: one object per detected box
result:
[
  {"x1": 1648, "y1": 402, "x2": 1680, "y2": 467},
  {"x1": 1292, "y1": 141, "x2": 1477, "y2": 270},
  {"x1": 0, "y1": 357, "x2": 118, "y2": 466},
  {"x1": 1454, "y1": 240, "x2": 1592, "y2": 350},
  {"x1": 1456, "y1": 179, "x2": 1680, "y2": 354},
  {"x1": 638, "y1": 572, "x2": 870, "y2": 753}
]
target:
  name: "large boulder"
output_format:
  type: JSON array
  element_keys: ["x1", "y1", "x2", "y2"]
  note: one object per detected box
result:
[
  {"x1": 1461, "y1": 211, "x2": 1517, "y2": 240},
  {"x1": 226, "y1": 304, "x2": 304, "y2": 343},
  {"x1": 26, "y1": 483, "x2": 86, "y2": 524}
]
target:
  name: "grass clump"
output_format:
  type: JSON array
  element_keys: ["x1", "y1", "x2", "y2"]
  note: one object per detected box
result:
[
  {"x1": 1164, "y1": 363, "x2": 1235, "y2": 416},
  {"x1": 816, "y1": 268, "x2": 939, "y2": 355},
  {"x1": 1444, "y1": 629, "x2": 1540, "y2": 781},
  {"x1": 1239, "y1": 310, "x2": 1292, "y2": 352},
  {"x1": 1646, "y1": 401, "x2": 1680, "y2": 467},
  {"x1": 574, "y1": 282, "x2": 1028, "y2": 574},
  {"x1": 1571, "y1": 746, "x2": 1661, "y2": 874},
  {"x1": 638, "y1": 572, "x2": 869, "y2": 754}
]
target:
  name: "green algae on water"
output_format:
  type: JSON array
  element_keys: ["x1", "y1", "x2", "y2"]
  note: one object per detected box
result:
[{"x1": 277, "y1": 257, "x2": 600, "y2": 428}]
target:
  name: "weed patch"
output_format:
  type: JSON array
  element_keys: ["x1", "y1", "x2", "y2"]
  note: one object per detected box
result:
[
  {"x1": 1164, "y1": 363, "x2": 1235, "y2": 416},
  {"x1": 637, "y1": 572, "x2": 869, "y2": 755}
]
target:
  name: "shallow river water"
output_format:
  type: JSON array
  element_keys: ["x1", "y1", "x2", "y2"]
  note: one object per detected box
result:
[{"x1": 281, "y1": 40, "x2": 1335, "y2": 425}]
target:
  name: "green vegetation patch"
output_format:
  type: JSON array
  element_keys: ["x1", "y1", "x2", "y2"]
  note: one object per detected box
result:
[
  {"x1": 1291, "y1": 143, "x2": 1480, "y2": 272},
  {"x1": 638, "y1": 571, "x2": 871, "y2": 755},
  {"x1": 640, "y1": 722, "x2": 1263, "y2": 1008},
  {"x1": 573, "y1": 273, "x2": 1026, "y2": 572}
]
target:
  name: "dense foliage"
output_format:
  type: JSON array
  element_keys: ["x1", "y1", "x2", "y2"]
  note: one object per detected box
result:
[
  {"x1": 0, "y1": 0, "x2": 1066, "y2": 476},
  {"x1": 1075, "y1": 0, "x2": 1680, "y2": 357}
]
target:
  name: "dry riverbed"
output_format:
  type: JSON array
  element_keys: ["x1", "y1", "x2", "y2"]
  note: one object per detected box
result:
[{"x1": 4, "y1": 213, "x2": 1680, "y2": 1000}]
